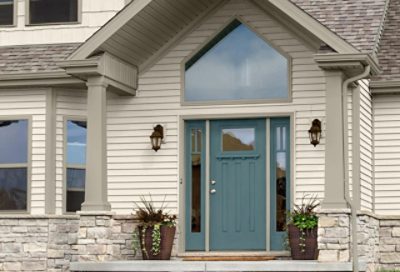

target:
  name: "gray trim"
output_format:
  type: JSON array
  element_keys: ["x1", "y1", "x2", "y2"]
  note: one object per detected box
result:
[
  {"x1": 205, "y1": 120, "x2": 210, "y2": 252},
  {"x1": 265, "y1": 118, "x2": 271, "y2": 251},
  {"x1": 81, "y1": 76, "x2": 111, "y2": 211},
  {"x1": 63, "y1": 115, "x2": 86, "y2": 214},
  {"x1": 0, "y1": 71, "x2": 84, "y2": 88},
  {"x1": 351, "y1": 85, "x2": 361, "y2": 210},
  {"x1": 322, "y1": 70, "x2": 348, "y2": 209},
  {"x1": 139, "y1": 0, "x2": 228, "y2": 75},
  {"x1": 0, "y1": 115, "x2": 32, "y2": 214},
  {"x1": 25, "y1": 0, "x2": 82, "y2": 26},
  {"x1": 371, "y1": 96, "x2": 376, "y2": 213},
  {"x1": 68, "y1": 0, "x2": 152, "y2": 60},
  {"x1": 370, "y1": 80, "x2": 400, "y2": 94},
  {"x1": 45, "y1": 89, "x2": 56, "y2": 214},
  {"x1": 179, "y1": 15, "x2": 293, "y2": 107}
]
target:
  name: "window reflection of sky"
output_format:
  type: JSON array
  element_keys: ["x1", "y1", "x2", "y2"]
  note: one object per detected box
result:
[
  {"x1": 67, "y1": 121, "x2": 87, "y2": 165},
  {"x1": 223, "y1": 128, "x2": 255, "y2": 146},
  {"x1": 185, "y1": 23, "x2": 288, "y2": 102},
  {"x1": 0, "y1": 120, "x2": 28, "y2": 164}
]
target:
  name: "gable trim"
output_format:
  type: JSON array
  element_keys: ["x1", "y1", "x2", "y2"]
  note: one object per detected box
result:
[{"x1": 68, "y1": 0, "x2": 152, "y2": 60}]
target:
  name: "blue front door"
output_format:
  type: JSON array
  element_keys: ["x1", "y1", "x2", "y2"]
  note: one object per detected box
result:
[{"x1": 210, "y1": 119, "x2": 266, "y2": 250}]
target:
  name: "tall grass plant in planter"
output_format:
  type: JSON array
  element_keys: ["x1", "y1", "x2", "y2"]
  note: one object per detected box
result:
[
  {"x1": 287, "y1": 195, "x2": 319, "y2": 260},
  {"x1": 133, "y1": 196, "x2": 177, "y2": 260}
]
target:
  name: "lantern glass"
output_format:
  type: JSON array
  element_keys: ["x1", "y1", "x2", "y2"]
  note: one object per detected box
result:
[
  {"x1": 308, "y1": 119, "x2": 321, "y2": 147},
  {"x1": 150, "y1": 125, "x2": 164, "y2": 151}
]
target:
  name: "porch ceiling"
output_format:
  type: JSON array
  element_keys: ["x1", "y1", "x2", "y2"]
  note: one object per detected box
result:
[{"x1": 69, "y1": 0, "x2": 220, "y2": 67}]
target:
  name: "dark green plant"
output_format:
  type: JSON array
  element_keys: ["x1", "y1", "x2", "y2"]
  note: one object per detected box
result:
[
  {"x1": 132, "y1": 195, "x2": 177, "y2": 256},
  {"x1": 288, "y1": 194, "x2": 319, "y2": 231}
]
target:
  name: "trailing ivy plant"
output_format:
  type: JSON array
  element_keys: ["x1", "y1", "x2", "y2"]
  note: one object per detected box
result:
[
  {"x1": 132, "y1": 195, "x2": 177, "y2": 257},
  {"x1": 287, "y1": 194, "x2": 319, "y2": 253}
]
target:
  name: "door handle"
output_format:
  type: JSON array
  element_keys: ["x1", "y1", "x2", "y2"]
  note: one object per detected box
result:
[
  {"x1": 210, "y1": 189, "x2": 216, "y2": 194},
  {"x1": 210, "y1": 180, "x2": 216, "y2": 185}
]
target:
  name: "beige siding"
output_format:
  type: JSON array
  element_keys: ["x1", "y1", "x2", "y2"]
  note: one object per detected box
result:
[
  {"x1": 0, "y1": 89, "x2": 47, "y2": 214},
  {"x1": 359, "y1": 80, "x2": 373, "y2": 211},
  {"x1": 373, "y1": 94, "x2": 400, "y2": 214},
  {"x1": 106, "y1": 0, "x2": 326, "y2": 214},
  {"x1": 55, "y1": 89, "x2": 87, "y2": 215},
  {"x1": 0, "y1": 0, "x2": 126, "y2": 46}
]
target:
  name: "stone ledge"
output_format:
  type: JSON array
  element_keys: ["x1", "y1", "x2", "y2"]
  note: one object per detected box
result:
[
  {"x1": 77, "y1": 211, "x2": 116, "y2": 216},
  {"x1": 0, "y1": 214, "x2": 80, "y2": 219},
  {"x1": 70, "y1": 260, "x2": 367, "y2": 272}
]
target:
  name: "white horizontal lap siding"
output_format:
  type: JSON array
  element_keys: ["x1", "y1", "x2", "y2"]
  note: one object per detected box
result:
[
  {"x1": 373, "y1": 93, "x2": 400, "y2": 215},
  {"x1": 0, "y1": 0, "x2": 127, "y2": 46},
  {"x1": 359, "y1": 80, "x2": 373, "y2": 211},
  {"x1": 55, "y1": 89, "x2": 87, "y2": 215},
  {"x1": 107, "y1": 0, "x2": 326, "y2": 214},
  {"x1": 0, "y1": 89, "x2": 46, "y2": 214}
]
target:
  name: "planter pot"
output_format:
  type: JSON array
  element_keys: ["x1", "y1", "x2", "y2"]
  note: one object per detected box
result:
[
  {"x1": 138, "y1": 225, "x2": 176, "y2": 260},
  {"x1": 288, "y1": 224, "x2": 318, "y2": 260}
]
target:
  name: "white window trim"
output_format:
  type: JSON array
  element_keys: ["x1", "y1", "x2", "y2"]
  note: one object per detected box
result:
[
  {"x1": 0, "y1": 0, "x2": 18, "y2": 28},
  {"x1": 0, "y1": 116, "x2": 32, "y2": 214},
  {"x1": 63, "y1": 116, "x2": 86, "y2": 214},
  {"x1": 25, "y1": 0, "x2": 82, "y2": 26}
]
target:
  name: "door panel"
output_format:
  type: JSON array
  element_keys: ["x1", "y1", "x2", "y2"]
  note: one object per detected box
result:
[{"x1": 210, "y1": 119, "x2": 266, "y2": 251}]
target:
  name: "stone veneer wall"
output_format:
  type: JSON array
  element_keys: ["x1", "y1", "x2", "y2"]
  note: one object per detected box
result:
[
  {"x1": 318, "y1": 210, "x2": 400, "y2": 272},
  {"x1": 0, "y1": 213, "x2": 139, "y2": 272}
]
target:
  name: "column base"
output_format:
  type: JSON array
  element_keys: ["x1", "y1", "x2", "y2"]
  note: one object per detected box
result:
[
  {"x1": 81, "y1": 201, "x2": 112, "y2": 212},
  {"x1": 321, "y1": 200, "x2": 348, "y2": 210}
]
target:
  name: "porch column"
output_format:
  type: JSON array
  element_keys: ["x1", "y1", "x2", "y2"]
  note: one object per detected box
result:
[
  {"x1": 322, "y1": 71, "x2": 348, "y2": 209},
  {"x1": 81, "y1": 76, "x2": 111, "y2": 211}
]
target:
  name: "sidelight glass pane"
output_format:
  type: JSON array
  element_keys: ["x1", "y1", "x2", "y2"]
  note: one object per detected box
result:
[
  {"x1": 191, "y1": 129, "x2": 202, "y2": 233},
  {"x1": 0, "y1": 0, "x2": 13, "y2": 25},
  {"x1": 276, "y1": 152, "x2": 286, "y2": 231},
  {"x1": 66, "y1": 168, "x2": 85, "y2": 212},
  {"x1": 185, "y1": 20, "x2": 288, "y2": 102},
  {"x1": 222, "y1": 128, "x2": 255, "y2": 151},
  {"x1": 29, "y1": 0, "x2": 78, "y2": 24},
  {"x1": 67, "y1": 120, "x2": 87, "y2": 165},
  {"x1": 0, "y1": 120, "x2": 28, "y2": 164},
  {"x1": 0, "y1": 168, "x2": 27, "y2": 210}
]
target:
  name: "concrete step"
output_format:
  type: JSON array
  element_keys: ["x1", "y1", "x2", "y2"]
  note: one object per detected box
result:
[{"x1": 70, "y1": 260, "x2": 367, "y2": 272}]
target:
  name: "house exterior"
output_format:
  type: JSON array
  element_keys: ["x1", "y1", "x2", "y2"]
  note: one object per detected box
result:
[{"x1": 1, "y1": 0, "x2": 400, "y2": 271}]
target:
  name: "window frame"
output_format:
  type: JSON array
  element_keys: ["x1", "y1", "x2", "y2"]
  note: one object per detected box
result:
[
  {"x1": 180, "y1": 16, "x2": 293, "y2": 106},
  {"x1": 0, "y1": 0, "x2": 17, "y2": 28},
  {"x1": 0, "y1": 116, "x2": 31, "y2": 214},
  {"x1": 25, "y1": 0, "x2": 82, "y2": 26},
  {"x1": 63, "y1": 116, "x2": 86, "y2": 214}
]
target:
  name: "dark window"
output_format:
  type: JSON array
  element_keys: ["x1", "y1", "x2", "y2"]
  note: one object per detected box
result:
[
  {"x1": 66, "y1": 120, "x2": 86, "y2": 212},
  {"x1": 0, "y1": 120, "x2": 28, "y2": 211},
  {"x1": 29, "y1": 0, "x2": 78, "y2": 25},
  {"x1": 0, "y1": 0, "x2": 14, "y2": 26}
]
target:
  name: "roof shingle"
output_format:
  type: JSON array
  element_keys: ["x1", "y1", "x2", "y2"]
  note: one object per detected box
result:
[
  {"x1": 291, "y1": 0, "x2": 388, "y2": 53},
  {"x1": 0, "y1": 43, "x2": 80, "y2": 74},
  {"x1": 372, "y1": 0, "x2": 400, "y2": 81}
]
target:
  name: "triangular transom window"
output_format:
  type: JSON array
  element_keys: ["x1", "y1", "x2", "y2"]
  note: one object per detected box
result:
[{"x1": 184, "y1": 20, "x2": 289, "y2": 103}]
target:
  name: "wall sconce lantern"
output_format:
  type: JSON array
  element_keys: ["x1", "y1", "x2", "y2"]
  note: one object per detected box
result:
[
  {"x1": 308, "y1": 119, "x2": 322, "y2": 147},
  {"x1": 150, "y1": 124, "x2": 164, "y2": 152}
]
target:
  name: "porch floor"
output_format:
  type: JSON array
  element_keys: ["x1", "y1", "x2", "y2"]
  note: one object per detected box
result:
[{"x1": 70, "y1": 260, "x2": 366, "y2": 272}]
